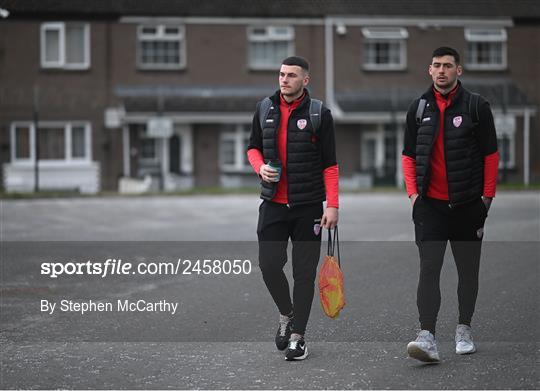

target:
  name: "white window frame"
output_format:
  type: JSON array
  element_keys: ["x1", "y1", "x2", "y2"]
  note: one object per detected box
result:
[
  {"x1": 219, "y1": 125, "x2": 252, "y2": 173},
  {"x1": 40, "y1": 22, "x2": 90, "y2": 69},
  {"x1": 362, "y1": 27, "x2": 408, "y2": 71},
  {"x1": 137, "y1": 24, "x2": 186, "y2": 70},
  {"x1": 247, "y1": 25, "x2": 295, "y2": 70},
  {"x1": 465, "y1": 28, "x2": 507, "y2": 71},
  {"x1": 10, "y1": 122, "x2": 92, "y2": 165}
]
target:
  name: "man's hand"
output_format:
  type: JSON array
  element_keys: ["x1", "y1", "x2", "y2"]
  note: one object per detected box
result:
[
  {"x1": 259, "y1": 164, "x2": 279, "y2": 183},
  {"x1": 410, "y1": 193, "x2": 419, "y2": 206},
  {"x1": 321, "y1": 207, "x2": 339, "y2": 229},
  {"x1": 482, "y1": 196, "x2": 493, "y2": 212}
]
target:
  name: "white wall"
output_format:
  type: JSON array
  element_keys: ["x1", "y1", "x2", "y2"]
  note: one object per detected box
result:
[{"x1": 3, "y1": 163, "x2": 100, "y2": 194}]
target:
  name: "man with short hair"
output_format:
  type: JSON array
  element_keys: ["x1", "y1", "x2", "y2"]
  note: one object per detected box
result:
[
  {"x1": 402, "y1": 47, "x2": 499, "y2": 363},
  {"x1": 247, "y1": 56, "x2": 339, "y2": 361}
]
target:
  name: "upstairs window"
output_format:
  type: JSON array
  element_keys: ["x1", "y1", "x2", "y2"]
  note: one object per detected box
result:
[
  {"x1": 138, "y1": 25, "x2": 186, "y2": 70},
  {"x1": 465, "y1": 28, "x2": 507, "y2": 70},
  {"x1": 362, "y1": 27, "x2": 408, "y2": 71},
  {"x1": 248, "y1": 26, "x2": 294, "y2": 70},
  {"x1": 41, "y1": 22, "x2": 90, "y2": 69}
]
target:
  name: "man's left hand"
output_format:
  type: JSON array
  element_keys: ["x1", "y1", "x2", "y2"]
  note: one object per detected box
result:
[
  {"x1": 321, "y1": 207, "x2": 339, "y2": 229},
  {"x1": 482, "y1": 196, "x2": 493, "y2": 212}
]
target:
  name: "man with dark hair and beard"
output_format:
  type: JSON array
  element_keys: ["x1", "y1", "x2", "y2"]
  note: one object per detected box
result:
[
  {"x1": 402, "y1": 47, "x2": 499, "y2": 363},
  {"x1": 247, "y1": 56, "x2": 339, "y2": 361}
]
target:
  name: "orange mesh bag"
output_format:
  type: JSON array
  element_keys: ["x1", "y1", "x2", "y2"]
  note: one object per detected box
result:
[{"x1": 318, "y1": 227, "x2": 345, "y2": 319}]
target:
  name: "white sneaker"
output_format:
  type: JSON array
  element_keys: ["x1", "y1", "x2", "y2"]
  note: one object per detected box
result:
[
  {"x1": 455, "y1": 324, "x2": 476, "y2": 354},
  {"x1": 407, "y1": 330, "x2": 440, "y2": 363}
]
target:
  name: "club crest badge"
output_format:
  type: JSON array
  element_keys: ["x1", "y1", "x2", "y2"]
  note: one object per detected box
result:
[
  {"x1": 313, "y1": 223, "x2": 321, "y2": 236},
  {"x1": 297, "y1": 119, "x2": 307, "y2": 130},
  {"x1": 453, "y1": 116, "x2": 463, "y2": 127}
]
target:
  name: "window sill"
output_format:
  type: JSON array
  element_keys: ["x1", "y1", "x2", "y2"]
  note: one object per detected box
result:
[
  {"x1": 40, "y1": 67, "x2": 91, "y2": 73},
  {"x1": 9, "y1": 161, "x2": 95, "y2": 167},
  {"x1": 137, "y1": 65, "x2": 186, "y2": 72},
  {"x1": 248, "y1": 65, "x2": 281, "y2": 72},
  {"x1": 362, "y1": 65, "x2": 407, "y2": 72},
  {"x1": 465, "y1": 65, "x2": 507, "y2": 71}
]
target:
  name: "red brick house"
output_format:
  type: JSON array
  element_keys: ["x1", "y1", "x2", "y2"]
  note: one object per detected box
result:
[{"x1": 1, "y1": 0, "x2": 538, "y2": 193}]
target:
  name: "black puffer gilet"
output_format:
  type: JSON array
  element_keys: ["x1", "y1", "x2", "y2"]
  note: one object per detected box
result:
[
  {"x1": 259, "y1": 91, "x2": 325, "y2": 206},
  {"x1": 415, "y1": 87, "x2": 484, "y2": 206}
]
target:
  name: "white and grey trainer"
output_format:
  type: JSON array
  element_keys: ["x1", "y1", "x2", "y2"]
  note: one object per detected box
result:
[
  {"x1": 455, "y1": 324, "x2": 476, "y2": 355},
  {"x1": 407, "y1": 330, "x2": 440, "y2": 363}
]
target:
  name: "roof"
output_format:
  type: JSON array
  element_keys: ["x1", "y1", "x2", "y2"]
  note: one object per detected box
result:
[
  {"x1": 2, "y1": 0, "x2": 539, "y2": 19},
  {"x1": 118, "y1": 81, "x2": 532, "y2": 115},
  {"x1": 337, "y1": 80, "x2": 532, "y2": 113},
  {"x1": 117, "y1": 85, "x2": 274, "y2": 112}
]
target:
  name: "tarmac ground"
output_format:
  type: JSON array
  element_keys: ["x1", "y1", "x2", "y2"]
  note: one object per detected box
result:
[{"x1": 1, "y1": 191, "x2": 538, "y2": 389}]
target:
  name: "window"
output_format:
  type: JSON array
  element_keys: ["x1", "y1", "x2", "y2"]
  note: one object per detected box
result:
[
  {"x1": 138, "y1": 25, "x2": 186, "y2": 69},
  {"x1": 497, "y1": 135, "x2": 514, "y2": 169},
  {"x1": 361, "y1": 136, "x2": 377, "y2": 172},
  {"x1": 494, "y1": 114, "x2": 515, "y2": 169},
  {"x1": 248, "y1": 26, "x2": 294, "y2": 70},
  {"x1": 362, "y1": 27, "x2": 408, "y2": 71},
  {"x1": 221, "y1": 138, "x2": 236, "y2": 166},
  {"x1": 39, "y1": 127, "x2": 65, "y2": 159},
  {"x1": 219, "y1": 125, "x2": 251, "y2": 172},
  {"x1": 14, "y1": 125, "x2": 31, "y2": 160},
  {"x1": 140, "y1": 138, "x2": 158, "y2": 162},
  {"x1": 40, "y1": 22, "x2": 90, "y2": 69},
  {"x1": 71, "y1": 125, "x2": 86, "y2": 158},
  {"x1": 10, "y1": 122, "x2": 91, "y2": 163},
  {"x1": 361, "y1": 125, "x2": 399, "y2": 181},
  {"x1": 465, "y1": 28, "x2": 507, "y2": 70},
  {"x1": 383, "y1": 125, "x2": 397, "y2": 179}
]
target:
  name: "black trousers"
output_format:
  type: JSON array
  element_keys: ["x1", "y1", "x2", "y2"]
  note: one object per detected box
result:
[
  {"x1": 413, "y1": 196, "x2": 488, "y2": 334},
  {"x1": 257, "y1": 200, "x2": 323, "y2": 335}
]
